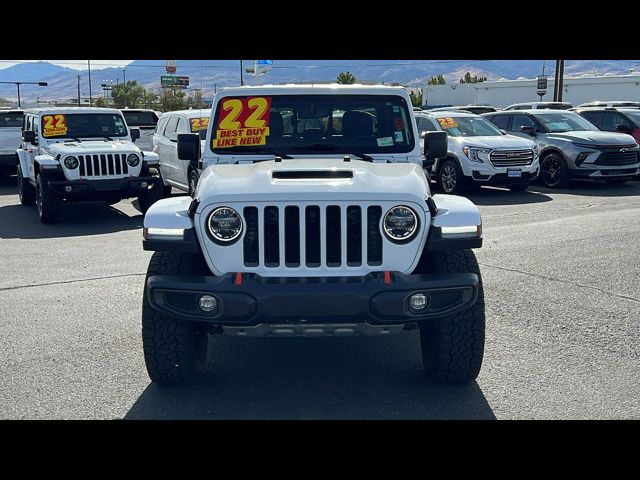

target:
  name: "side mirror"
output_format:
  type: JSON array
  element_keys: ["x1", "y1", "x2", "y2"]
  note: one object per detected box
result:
[
  {"x1": 615, "y1": 123, "x2": 632, "y2": 133},
  {"x1": 169, "y1": 132, "x2": 178, "y2": 143},
  {"x1": 520, "y1": 125, "x2": 536, "y2": 136},
  {"x1": 177, "y1": 133, "x2": 201, "y2": 161},
  {"x1": 130, "y1": 128, "x2": 141, "y2": 141},
  {"x1": 23, "y1": 130, "x2": 36, "y2": 143},
  {"x1": 423, "y1": 131, "x2": 447, "y2": 160},
  {"x1": 499, "y1": 129, "x2": 507, "y2": 135}
]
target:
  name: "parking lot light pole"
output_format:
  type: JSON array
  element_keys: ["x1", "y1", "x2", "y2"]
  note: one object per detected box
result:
[{"x1": 0, "y1": 81, "x2": 48, "y2": 108}]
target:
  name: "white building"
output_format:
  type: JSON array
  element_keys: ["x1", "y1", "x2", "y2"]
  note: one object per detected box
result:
[{"x1": 422, "y1": 73, "x2": 640, "y2": 108}]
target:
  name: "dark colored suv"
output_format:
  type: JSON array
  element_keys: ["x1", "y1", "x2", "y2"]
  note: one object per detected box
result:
[{"x1": 574, "y1": 107, "x2": 640, "y2": 143}]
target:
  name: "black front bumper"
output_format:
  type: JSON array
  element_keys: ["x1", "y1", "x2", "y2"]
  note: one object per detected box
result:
[
  {"x1": 0, "y1": 153, "x2": 17, "y2": 173},
  {"x1": 146, "y1": 271, "x2": 479, "y2": 326},
  {"x1": 47, "y1": 175, "x2": 160, "y2": 200},
  {"x1": 568, "y1": 167, "x2": 640, "y2": 179}
]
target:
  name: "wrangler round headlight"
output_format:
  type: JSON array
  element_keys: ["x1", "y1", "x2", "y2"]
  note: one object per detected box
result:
[
  {"x1": 207, "y1": 207, "x2": 243, "y2": 243},
  {"x1": 383, "y1": 206, "x2": 418, "y2": 242},
  {"x1": 63, "y1": 156, "x2": 79, "y2": 169},
  {"x1": 127, "y1": 153, "x2": 140, "y2": 167}
]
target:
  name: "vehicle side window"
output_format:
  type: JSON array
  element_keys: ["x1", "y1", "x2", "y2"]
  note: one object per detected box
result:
[
  {"x1": 177, "y1": 117, "x2": 189, "y2": 133},
  {"x1": 155, "y1": 116, "x2": 169, "y2": 135},
  {"x1": 489, "y1": 115, "x2": 511, "y2": 130},
  {"x1": 164, "y1": 116, "x2": 179, "y2": 137},
  {"x1": 511, "y1": 114, "x2": 534, "y2": 131},
  {"x1": 580, "y1": 111, "x2": 603, "y2": 127},
  {"x1": 417, "y1": 117, "x2": 438, "y2": 133},
  {"x1": 601, "y1": 112, "x2": 632, "y2": 131}
]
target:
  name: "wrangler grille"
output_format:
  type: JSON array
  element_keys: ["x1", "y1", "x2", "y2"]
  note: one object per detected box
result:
[
  {"x1": 77, "y1": 153, "x2": 129, "y2": 177},
  {"x1": 243, "y1": 205, "x2": 384, "y2": 268}
]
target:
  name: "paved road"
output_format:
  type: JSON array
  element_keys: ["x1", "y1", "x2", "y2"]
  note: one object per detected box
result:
[{"x1": 0, "y1": 175, "x2": 638, "y2": 419}]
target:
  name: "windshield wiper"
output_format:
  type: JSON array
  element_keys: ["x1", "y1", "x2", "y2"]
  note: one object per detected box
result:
[
  {"x1": 231, "y1": 147, "x2": 293, "y2": 163},
  {"x1": 290, "y1": 144, "x2": 375, "y2": 162},
  {"x1": 346, "y1": 152, "x2": 375, "y2": 162}
]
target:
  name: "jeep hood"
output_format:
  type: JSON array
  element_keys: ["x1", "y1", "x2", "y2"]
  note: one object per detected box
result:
[
  {"x1": 449, "y1": 134, "x2": 535, "y2": 150},
  {"x1": 43, "y1": 140, "x2": 138, "y2": 156},
  {"x1": 196, "y1": 158, "x2": 430, "y2": 206},
  {"x1": 545, "y1": 130, "x2": 637, "y2": 144}
]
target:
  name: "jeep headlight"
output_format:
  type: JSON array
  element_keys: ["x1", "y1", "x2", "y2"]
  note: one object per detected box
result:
[
  {"x1": 462, "y1": 146, "x2": 491, "y2": 163},
  {"x1": 64, "y1": 156, "x2": 79, "y2": 169},
  {"x1": 383, "y1": 206, "x2": 418, "y2": 242},
  {"x1": 127, "y1": 153, "x2": 140, "y2": 167},
  {"x1": 207, "y1": 207, "x2": 243, "y2": 243}
]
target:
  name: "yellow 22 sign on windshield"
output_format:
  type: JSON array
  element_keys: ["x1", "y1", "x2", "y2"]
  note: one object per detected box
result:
[
  {"x1": 214, "y1": 97, "x2": 272, "y2": 148},
  {"x1": 190, "y1": 117, "x2": 209, "y2": 132},
  {"x1": 42, "y1": 114, "x2": 68, "y2": 137}
]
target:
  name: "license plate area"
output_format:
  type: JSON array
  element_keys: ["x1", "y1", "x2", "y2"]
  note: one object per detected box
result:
[{"x1": 507, "y1": 168, "x2": 522, "y2": 178}]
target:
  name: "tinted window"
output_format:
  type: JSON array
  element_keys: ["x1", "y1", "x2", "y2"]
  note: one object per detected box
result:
[
  {"x1": 40, "y1": 113, "x2": 128, "y2": 138},
  {"x1": 122, "y1": 111, "x2": 158, "y2": 126},
  {"x1": 601, "y1": 111, "x2": 632, "y2": 131},
  {"x1": 0, "y1": 112, "x2": 23, "y2": 128},
  {"x1": 534, "y1": 112, "x2": 598, "y2": 132},
  {"x1": 416, "y1": 117, "x2": 438, "y2": 133},
  {"x1": 579, "y1": 111, "x2": 603, "y2": 127},
  {"x1": 466, "y1": 107, "x2": 495, "y2": 114},
  {"x1": 489, "y1": 114, "x2": 511, "y2": 130},
  {"x1": 511, "y1": 114, "x2": 535, "y2": 131},
  {"x1": 164, "y1": 116, "x2": 179, "y2": 137},
  {"x1": 435, "y1": 115, "x2": 503, "y2": 137}
]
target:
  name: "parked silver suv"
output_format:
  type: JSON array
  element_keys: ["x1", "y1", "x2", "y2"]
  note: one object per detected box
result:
[{"x1": 483, "y1": 110, "x2": 640, "y2": 187}]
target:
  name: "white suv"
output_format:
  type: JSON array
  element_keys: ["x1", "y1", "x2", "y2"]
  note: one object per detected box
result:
[
  {"x1": 121, "y1": 109, "x2": 159, "y2": 152},
  {"x1": 416, "y1": 111, "x2": 539, "y2": 193},
  {"x1": 153, "y1": 108, "x2": 211, "y2": 196}
]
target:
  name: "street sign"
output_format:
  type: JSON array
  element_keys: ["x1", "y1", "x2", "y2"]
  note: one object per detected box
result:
[
  {"x1": 537, "y1": 90, "x2": 547, "y2": 96},
  {"x1": 536, "y1": 75, "x2": 548, "y2": 91},
  {"x1": 161, "y1": 75, "x2": 189, "y2": 87},
  {"x1": 257, "y1": 60, "x2": 273, "y2": 65}
]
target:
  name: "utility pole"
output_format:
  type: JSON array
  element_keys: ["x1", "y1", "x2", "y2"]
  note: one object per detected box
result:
[
  {"x1": 553, "y1": 60, "x2": 565, "y2": 102},
  {"x1": 0, "y1": 81, "x2": 48, "y2": 108},
  {"x1": 557, "y1": 60, "x2": 565, "y2": 102},
  {"x1": 88, "y1": 60, "x2": 93, "y2": 106},
  {"x1": 77, "y1": 75, "x2": 81, "y2": 106},
  {"x1": 240, "y1": 60, "x2": 244, "y2": 86},
  {"x1": 17, "y1": 83, "x2": 21, "y2": 108},
  {"x1": 122, "y1": 68, "x2": 126, "y2": 84}
]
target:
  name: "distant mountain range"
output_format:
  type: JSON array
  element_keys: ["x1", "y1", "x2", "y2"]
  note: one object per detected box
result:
[{"x1": 2, "y1": 60, "x2": 640, "y2": 106}]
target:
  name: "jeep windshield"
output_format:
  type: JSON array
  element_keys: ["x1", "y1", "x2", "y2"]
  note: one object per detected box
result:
[
  {"x1": 40, "y1": 113, "x2": 128, "y2": 139},
  {"x1": 435, "y1": 116, "x2": 503, "y2": 137},
  {"x1": 122, "y1": 110, "x2": 158, "y2": 127},
  {"x1": 209, "y1": 94, "x2": 415, "y2": 155},
  {"x1": 534, "y1": 112, "x2": 600, "y2": 133},
  {"x1": 0, "y1": 111, "x2": 23, "y2": 128}
]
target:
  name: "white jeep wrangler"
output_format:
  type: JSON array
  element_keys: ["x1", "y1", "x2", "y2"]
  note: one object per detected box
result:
[
  {"x1": 16, "y1": 107, "x2": 163, "y2": 223},
  {"x1": 142, "y1": 85, "x2": 486, "y2": 385}
]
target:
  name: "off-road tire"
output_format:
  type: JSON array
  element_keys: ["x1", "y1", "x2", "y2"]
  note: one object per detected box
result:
[
  {"x1": 539, "y1": 153, "x2": 569, "y2": 188},
  {"x1": 142, "y1": 251, "x2": 209, "y2": 386},
  {"x1": 137, "y1": 168, "x2": 167, "y2": 214},
  {"x1": 36, "y1": 173, "x2": 60, "y2": 223},
  {"x1": 17, "y1": 164, "x2": 35, "y2": 206},
  {"x1": 418, "y1": 249, "x2": 485, "y2": 384},
  {"x1": 188, "y1": 169, "x2": 200, "y2": 197}
]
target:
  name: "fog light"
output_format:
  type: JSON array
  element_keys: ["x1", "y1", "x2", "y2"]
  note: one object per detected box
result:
[
  {"x1": 64, "y1": 186, "x2": 73, "y2": 193},
  {"x1": 198, "y1": 295, "x2": 218, "y2": 313},
  {"x1": 141, "y1": 181, "x2": 148, "y2": 188},
  {"x1": 409, "y1": 293, "x2": 428, "y2": 311}
]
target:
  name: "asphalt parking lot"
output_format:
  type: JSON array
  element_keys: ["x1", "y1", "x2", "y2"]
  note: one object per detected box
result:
[{"x1": 0, "y1": 175, "x2": 638, "y2": 419}]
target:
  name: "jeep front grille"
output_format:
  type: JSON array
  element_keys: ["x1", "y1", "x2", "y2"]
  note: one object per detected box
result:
[
  {"x1": 490, "y1": 149, "x2": 534, "y2": 167},
  {"x1": 77, "y1": 153, "x2": 129, "y2": 177},
  {"x1": 243, "y1": 204, "x2": 384, "y2": 269}
]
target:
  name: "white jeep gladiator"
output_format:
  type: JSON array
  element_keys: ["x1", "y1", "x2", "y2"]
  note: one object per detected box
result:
[
  {"x1": 141, "y1": 85, "x2": 486, "y2": 385},
  {"x1": 16, "y1": 107, "x2": 163, "y2": 223}
]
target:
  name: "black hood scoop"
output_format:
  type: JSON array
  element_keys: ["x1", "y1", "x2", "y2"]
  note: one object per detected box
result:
[{"x1": 272, "y1": 170, "x2": 353, "y2": 180}]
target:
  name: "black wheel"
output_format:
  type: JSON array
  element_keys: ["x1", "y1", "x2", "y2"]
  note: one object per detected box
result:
[
  {"x1": 437, "y1": 159, "x2": 465, "y2": 194},
  {"x1": 417, "y1": 250, "x2": 485, "y2": 384},
  {"x1": 142, "y1": 251, "x2": 209, "y2": 386},
  {"x1": 188, "y1": 169, "x2": 200, "y2": 197},
  {"x1": 604, "y1": 179, "x2": 627, "y2": 185},
  {"x1": 540, "y1": 153, "x2": 569, "y2": 188},
  {"x1": 508, "y1": 184, "x2": 529, "y2": 192},
  {"x1": 35, "y1": 173, "x2": 60, "y2": 223},
  {"x1": 17, "y1": 164, "x2": 36, "y2": 206},
  {"x1": 137, "y1": 172, "x2": 167, "y2": 214}
]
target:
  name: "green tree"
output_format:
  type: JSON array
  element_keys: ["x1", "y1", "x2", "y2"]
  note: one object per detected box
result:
[
  {"x1": 409, "y1": 90, "x2": 423, "y2": 108},
  {"x1": 111, "y1": 80, "x2": 145, "y2": 108},
  {"x1": 94, "y1": 97, "x2": 108, "y2": 107},
  {"x1": 460, "y1": 72, "x2": 487, "y2": 84},
  {"x1": 427, "y1": 74, "x2": 446, "y2": 85},
  {"x1": 160, "y1": 87, "x2": 186, "y2": 111},
  {"x1": 336, "y1": 71, "x2": 357, "y2": 84},
  {"x1": 142, "y1": 90, "x2": 159, "y2": 110}
]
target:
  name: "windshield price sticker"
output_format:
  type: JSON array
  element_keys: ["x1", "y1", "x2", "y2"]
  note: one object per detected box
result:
[
  {"x1": 213, "y1": 97, "x2": 272, "y2": 148},
  {"x1": 437, "y1": 117, "x2": 458, "y2": 129},
  {"x1": 190, "y1": 117, "x2": 209, "y2": 132},
  {"x1": 42, "y1": 114, "x2": 68, "y2": 137}
]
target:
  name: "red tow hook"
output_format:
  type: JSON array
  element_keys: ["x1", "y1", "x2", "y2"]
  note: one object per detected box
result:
[
  {"x1": 383, "y1": 271, "x2": 392, "y2": 285},
  {"x1": 234, "y1": 272, "x2": 243, "y2": 286}
]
